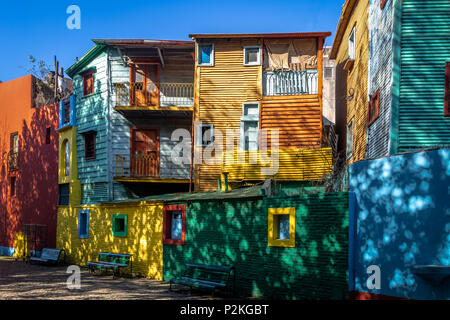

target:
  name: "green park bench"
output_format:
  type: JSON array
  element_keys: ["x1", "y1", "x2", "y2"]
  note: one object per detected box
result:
[
  {"x1": 86, "y1": 252, "x2": 132, "y2": 278},
  {"x1": 169, "y1": 263, "x2": 235, "y2": 297}
]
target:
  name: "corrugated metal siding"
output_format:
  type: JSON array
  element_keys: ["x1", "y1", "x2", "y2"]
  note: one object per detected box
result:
[
  {"x1": 398, "y1": 0, "x2": 450, "y2": 152},
  {"x1": 195, "y1": 39, "x2": 262, "y2": 191},
  {"x1": 73, "y1": 51, "x2": 110, "y2": 204},
  {"x1": 367, "y1": 0, "x2": 394, "y2": 159},
  {"x1": 261, "y1": 95, "x2": 322, "y2": 149}
]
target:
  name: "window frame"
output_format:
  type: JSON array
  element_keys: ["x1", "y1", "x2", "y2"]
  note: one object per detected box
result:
[
  {"x1": 240, "y1": 103, "x2": 260, "y2": 151},
  {"x1": 445, "y1": 62, "x2": 450, "y2": 117},
  {"x1": 10, "y1": 132, "x2": 18, "y2": 153},
  {"x1": 349, "y1": 26, "x2": 356, "y2": 60},
  {"x1": 82, "y1": 130, "x2": 97, "y2": 160},
  {"x1": 163, "y1": 205, "x2": 186, "y2": 246},
  {"x1": 78, "y1": 210, "x2": 90, "y2": 239},
  {"x1": 243, "y1": 46, "x2": 261, "y2": 66},
  {"x1": 346, "y1": 119, "x2": 354, "y2": 159},
  {"x1": 10, "y1": 176, "x2": 17, "y2": 197},
  {"x1": 83, "y1": 71, "x2": 95, "y2": 96},
  {"x1": 197, "y1": 43, "x2": 214, "y2": 67},
  {"x1": 112, "y1": 214, "x2": 128, "y2": 238},
  {"x1": 368, "y1": 89, "x2": 381, "y2": 126},
  {"x1": 324, "y1": 67, "x2": 333, "y2": 79},
  {"x1": 197, "y1": 123, "x2": 214, "y2": 147},
  {"x1": 58, "y1": 183, "x2": 70, "y2": 206},
  {"x1": 268, "y1": 208, "x2": 296, "y2": 248}
]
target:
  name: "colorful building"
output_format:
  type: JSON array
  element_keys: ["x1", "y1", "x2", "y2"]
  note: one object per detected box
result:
[
  {"x1": 331, "y1": 0, "x2": 450, "y2": 163},
  {"x1": 189, "y1": 32, "x2": 334, "y2": 191},
  {"x1": 62, "y1": 39, "x2": 195, "y2": 206},
  {"x1": 0, "y1": 75, "x2": 59, "y2": 256}
]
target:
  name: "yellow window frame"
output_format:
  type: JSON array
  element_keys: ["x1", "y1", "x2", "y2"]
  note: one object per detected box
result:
[{"x1": 268, "y1": 207, "x2": 296, "y2": 248}]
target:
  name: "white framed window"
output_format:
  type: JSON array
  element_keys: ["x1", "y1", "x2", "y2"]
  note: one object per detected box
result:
[
  {"x1": 197, "y1": 123, "x2": 214, "y2": 147},
  {"x1": 346, "y1": 119, "x2": 354, "y2": 158},
  {"x1": 197, "y1": 43, "x2": 214, "y2": 66},
  {"x1": 349, "y1": 26, "x2": 356, "y2": 60},
  {"x1": 240, "y1": 103, "x2": 259, "y2": 151},
  {"x1": 243, "y1": 46, "x2": 261, "y2": 66}
]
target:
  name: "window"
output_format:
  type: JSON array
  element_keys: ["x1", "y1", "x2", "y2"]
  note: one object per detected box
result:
[
  {"x1": 349, "y1": 26, "x2": 356, "y2": 60},
  {"x1": 346, "y1": 119, "x2": 354, "y2": 158},
  {"x1": 198, "y1": 43, "x2": 214, "y2": 66},
  {"x1": 112, "y1": 214, "x2": 128, "y2": 237},
  {"x1": 78, "y1": 210, "x2": 89, "y2": 239},
  {"x1": 268, "y1": 208, "x2": 296, "y2": 247},
  {"x1": 380, "y1": 0, "x2": 387, "y2": 10},
  {"x1": 368, "y1": 89, "x2": 381, "y2": 126},
  {"x1": 240, "y1": 103, "x2": 259, "y2": 151},
  {"x1": 244, "y1": 46, "x2": 261, "y2": 66},
  {"x1": 163, "y1": 205, "x2": 186, "y2": 245},
  {"x1": 445, "y1": 62, "x2": 450, "y2": 117},
  {"x1": 82, "y1": 131, "x2": 96, "y2": 160},
  {"x1": 64, "y1": 99, "x2": 71, "y2": 124},
  {"x1": 10, "y1": 176, "x2": 16, "y2": 197},
  {"x1": 64, "y1": 140, "x2": 70, "y2": 177},
  {"x1": 324, "y1": 67, "x2": 333, "y2": 78},
  {"x1": 45, "y1": 127, "x2": 51, "y2": 145},
  {"x1": 10, "y1": 133, "x2": 18, "y2": 153},
  {"x1": 197, "y1": 124, "x2": 214, "y2": 147},
  {"x1": 58, "y1": 184, "x2": 70, "y2": 206},
  {"x1": 83, "y1": 72, "x2": 94, "y2": 96}
]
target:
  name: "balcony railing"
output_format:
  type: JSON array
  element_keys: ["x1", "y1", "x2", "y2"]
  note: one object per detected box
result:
[
  {"x1": 263, "y1": 70, "x2": 318, "y2": 96},
  {"x1": 115, "y1": 82, "x2": 194, "y2": 108},
  {"x1": 8, "y1": 152, "x2": 18, "y2": 171},
  {"x1": 114, "y1": 154, "x2": 189, "y2": 180}
]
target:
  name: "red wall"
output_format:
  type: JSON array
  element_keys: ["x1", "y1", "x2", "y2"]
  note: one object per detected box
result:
[{"x1": 0, "y1": 75, "x2": 59, "y2": 250}]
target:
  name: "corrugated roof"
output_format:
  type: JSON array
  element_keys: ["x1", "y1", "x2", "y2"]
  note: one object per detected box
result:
[
  {"x1": 189, "y1": 32, "x2": 332, "y2": 40},
  {"x1": 92, "y1": 39, "x2": 194, "y2": 48}
]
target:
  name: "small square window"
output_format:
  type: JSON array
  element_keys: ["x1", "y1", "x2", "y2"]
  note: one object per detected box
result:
[
  {"x1": 83, "y1": 72, "x2": 94, "y2": 96},
  {"x1": 59, "y1": 183, "x2": 70, "y2": 206},
  {"x1": 244, "y1": 46, "x2": 261, "y2": 66},
  {"x1": 324, "y1": 67, "x2": 333, "y2": 79},
  {"x1": 10, "y1": 176, "x2": 16, "y2": 197},
  {"x1": 163, "y1": 205, "x2": 186, "y2": 245},
  {"x1": 112, "y1": 214, "x2": 128, "y2": 237},
  {"x1": 45, "y1": 127, "x2": 51, "y2": 145},
  {"x1": 198, "y1": 43, "x2": 214, "y2": 66},
  {"x1": 268, "y1": 208, "x2": 295, "y2": 247},
  {"x1": 78, "y1": 210, "x2": 89, "y2": 239},
  {"x1": 368, "y1": 89, "x2": 381, "y2": 126},
  {"x1": 82, "y1": 131, "x2": 97, "y2": 160},
  {"x1": 197, "y1": 124, "x2": 214, "y2": 147}
]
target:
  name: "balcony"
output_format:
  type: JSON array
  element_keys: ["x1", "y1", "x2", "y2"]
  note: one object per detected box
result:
[
  {"x1": 115, "y1": 82, "x2": 194, "y2": 109},
  {"x1": 114, "y1": 154, "x2": 190, "y2": 183},
  {"x1": 263, "y1": 70, "x2": 318, "y2": 96},
  {"x1": 8, "y1": 152, "x2": 18, "y2": 171}
]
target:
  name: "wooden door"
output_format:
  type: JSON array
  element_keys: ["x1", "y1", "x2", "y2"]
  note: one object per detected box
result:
[
  {"x1": 131, "y1": 128, "x2": 160, "y2": 177},
  {"x1": 130, "y1": 64, "x2": 160, "y2": 107}
]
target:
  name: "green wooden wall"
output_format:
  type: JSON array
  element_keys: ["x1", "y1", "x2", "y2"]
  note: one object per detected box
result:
[
  {"x1": 396, "y1": 0, "x2": 450, "y2": 153},
  {"x1": 163, "y1": 192, "x2": 349, "y2": 299}
]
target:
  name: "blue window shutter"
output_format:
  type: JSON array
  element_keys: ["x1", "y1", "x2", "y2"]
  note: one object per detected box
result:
[
  {"x1": 70, "y1": 95, "x2": 76, "y2": 126},
  {"x1": 59, "y1": 101, "x2": 64, "y2": 129}
]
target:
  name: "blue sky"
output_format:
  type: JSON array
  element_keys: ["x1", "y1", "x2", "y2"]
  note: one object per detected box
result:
[{"x1": 0, "y1": 0, "x2": 343, "y2": 82}]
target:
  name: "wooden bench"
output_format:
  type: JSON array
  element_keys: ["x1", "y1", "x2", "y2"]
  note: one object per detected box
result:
[
  {"x1": 86, "y1": 253, "x2": 132, "y2": 278},
  {"x1": 169, "y1": 263, "x2": 235, "y2": 297},
  {"x1": 29, "y1": 248, "x2": 64, "y2": 266}
]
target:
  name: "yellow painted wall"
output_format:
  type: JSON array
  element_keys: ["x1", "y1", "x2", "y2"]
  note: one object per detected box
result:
[
  {"x1": 58, "y1": 126, "x2": 81, "y2": 205},
  {"x1": 194, "y1": 38, "x2": 262, "y2": 191},
  {"x1": 222, "y1": 148, "x2": 332, "y2": 182},
  {"x1": 334, "y1": 0, "x2": 369, "y2": 164},
  {"x1": 56, "y1": 201, "x2": 164, "y2": 279}
]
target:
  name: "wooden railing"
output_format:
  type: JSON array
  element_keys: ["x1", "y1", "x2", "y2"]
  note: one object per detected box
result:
[
  {"x1": 114, "y1": 154, "x2": 189, "y2": 180},
  {"x1": 222, "y1": 148, "x2": 332, "y2": 182},
  {"x1": 115, "y1": 82, "x2": 194, "y2": 108},
  {"x1": 8, "y1": 152, "x2": 18, "y2": 171},
  {"x1": 263, "y1": 70, "x2": 318, "y2": 96}
]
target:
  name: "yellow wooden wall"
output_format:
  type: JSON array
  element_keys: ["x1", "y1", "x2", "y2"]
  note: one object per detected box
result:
[
  {"x1": 334, "y1": 0, "x2": 369, "y2": 164},
  {"x1": 194, "y1": 39, "x2": 263, "y2": 191},
  {"x1": 57, "y1": 201, "x2": 164, "y2": 279}
]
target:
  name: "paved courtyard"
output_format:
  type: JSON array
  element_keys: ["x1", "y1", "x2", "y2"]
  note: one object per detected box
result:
[{"x1": 0, "y1": 257, "x2": 213, "y2": 300}]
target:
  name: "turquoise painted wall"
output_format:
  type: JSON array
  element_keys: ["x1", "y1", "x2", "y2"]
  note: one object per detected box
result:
[
  {"x1": 163, "y1": 192, "x2": 349, "y2": 299},
  {"x1": 396, "y1": 0, "x2": 450, "y2": 153}
]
